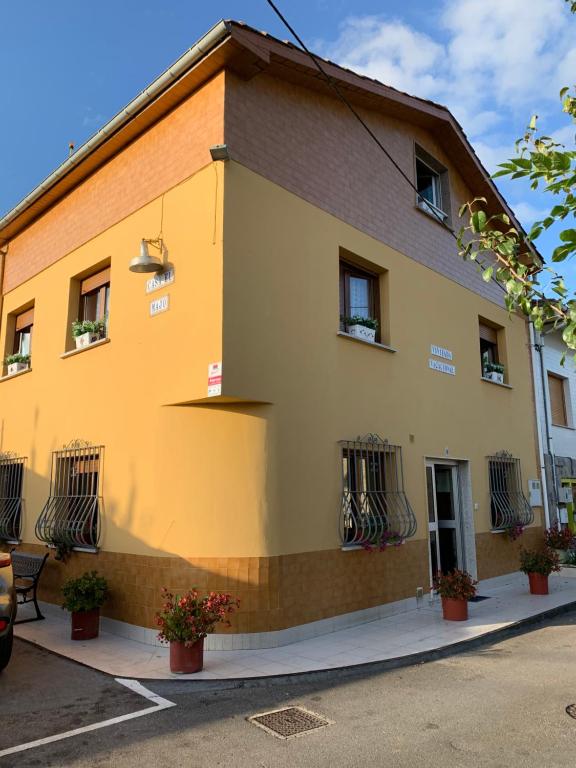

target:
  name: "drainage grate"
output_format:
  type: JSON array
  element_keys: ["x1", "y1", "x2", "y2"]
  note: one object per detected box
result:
[
  {"x1": 566, "y1": 704, "x2": 576, "y2": 720},
  {"x1": 248, "y1": 706, "x2": 333, "y2": 739}
]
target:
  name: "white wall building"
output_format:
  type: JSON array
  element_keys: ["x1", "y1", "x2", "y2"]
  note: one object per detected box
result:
[{"x1": 532, "y1": 325, "x2": 576, "y2": 530}]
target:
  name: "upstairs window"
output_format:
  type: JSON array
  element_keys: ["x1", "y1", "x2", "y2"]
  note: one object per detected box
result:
[
  {"x1": 479, "y1": 320, "x2": 506, "y2": 383},
  {"x1": 70, "y1": 267, "x2": 110, "y2": 350},
  {"x1": 415, "y1": 146, "x2": 450, "y2": 223},
  {"x1": 80, "y1": 267, "x2": 110, "y2": 327},
  {"x1": 339, "y1": 434, "x2": 417, "y2": 547},
  {"x1": 339, "y1": 260, "x2": 380, "y2": 342},
  {"x1": 13, "y1": 308, "x2": 34, "y2": 357},
  {"x1": 35, "y1": 440, "x2": 103, "y2": 551},
  {"x1": 488, "y1": 452, "x2": 533, "y2": 531},
  {"x1": 548, "y1": 372, "x2": 569, "y2": 427}
]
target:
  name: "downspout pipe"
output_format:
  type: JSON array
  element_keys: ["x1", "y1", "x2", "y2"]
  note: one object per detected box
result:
[
  {"x1": 531, "y1": 322, "x2": 557, "y2": 528},
  {"x1": 0, "y1": 19, "x2": 231, "y2": 235}
]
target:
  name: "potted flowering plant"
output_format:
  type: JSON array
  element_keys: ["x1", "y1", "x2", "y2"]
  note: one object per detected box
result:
[
  {"x1": 434, "y1": 569, "x2": 477, "y2": 621},
  {"x1": 483, "y1": 361, "x2": 505, "y2": 384},
  {"x1": 505, "y1": 522, "x2": 524, "y2": 541},
  {"x1": 362, "y1": 530, "x2": 405, "y2": 552},
  {"x1": 72, "y1": 319, "x2": 107, "y2": 349},
  {"x1": 342, "y1": 315, "x2": 379, "y2": 343},
  {"x1": 5, "y1": 353, "x2": 30, "y2": 376},
  {"x1": 156, "y1": 588, "x2": 240, "y2": 674},
  {"x1": 61, "y1": 571, "x2": 108, "y2": 640},
  {"x1": 519, "y1": 547, "x2": 561, "y2": 595},
  {"x1": 544, "y1": 527, "x2": 575, "y2": 564}
]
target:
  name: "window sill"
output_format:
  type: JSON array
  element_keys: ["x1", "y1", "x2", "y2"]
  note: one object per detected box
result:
[
  {"x1": 337, "y1": 332, "x2": 397, "y2": 353},
  {"x1": 341, "y1": 541, "x2": 406, "y2": 551},
  {"x1": 46, "y1": 543, "x2": 98, "y2": 554},
  {"x1": 481, "y1": 377, "x2": 512, "y2": 389},
  {"x1": 61, "y1": 338, "x2": 110, "y2": 359},
  {"x1": 0, "y1": 367, "x2": 32, "y2": 383},
  {"x1": 415, "y1": 203, "x2": 453, "y2": 230},
  {"x1": 552, "y1": 423, "x2": 576, "y2": 431}
]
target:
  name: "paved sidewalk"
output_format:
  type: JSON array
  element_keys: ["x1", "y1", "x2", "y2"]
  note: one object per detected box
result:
[{"x1": 14, "y1": 569, "x2": 576, "y2": 681}]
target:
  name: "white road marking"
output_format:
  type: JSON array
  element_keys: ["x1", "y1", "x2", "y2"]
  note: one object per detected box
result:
[{"x1": 0, "y1": 678, "x2": 176, "y2": 758}]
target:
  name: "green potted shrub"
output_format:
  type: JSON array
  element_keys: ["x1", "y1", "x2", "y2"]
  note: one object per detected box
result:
[
  {"x1": 434, "y1": 569, "x2": 477, "y2": 621},
  {"x1": 544, "y1": 527, "x2": 575, "y2": 564},
  {"x1": 5, "y1": 353, "x2": 30, "y2": 376},
  {"x1": 519, "y1": 547, "x2": 560, "y2": 594},
  {"x1": 343, "y1": 315, "x2": 379, "y2": 343},
  {"x1": 72, "y1": 319, "x2": 106, "y2": 350},
  {"x1": 156, "y1": 588, "x2": 240, "y2": 674},
  {"x1": 483, "y1": 361, "x2": 505, "y2": 384},
  {"x1": 62, "y1": 571, "x2": 108, "y2": 640}
]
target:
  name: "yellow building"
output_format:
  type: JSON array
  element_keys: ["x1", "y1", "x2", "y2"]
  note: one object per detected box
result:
[{"x1": 0, "y1": 21, "x2": 543, "y2": 648}]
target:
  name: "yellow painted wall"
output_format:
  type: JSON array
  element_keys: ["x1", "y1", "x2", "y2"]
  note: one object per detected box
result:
[
  {"x1": 0, "y1": 157, "x2": 542, "y2": 568},
  {"x1": 222, "y1": 161, "x2": 542, "y2": 555},
  {"x1": 0, "y1": 164, "x2": 272, "y2": 558}
]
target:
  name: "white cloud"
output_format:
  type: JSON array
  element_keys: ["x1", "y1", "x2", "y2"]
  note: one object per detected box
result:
[
  {"x1": 82, "y1": 113, "x2": 104, "y2": 128},
  {"x1": 509, "y1": 201, "x2": 549, "y2": 227},
  {"x1": 319, "y1": 0, "x2": 576, "y2": 139}
]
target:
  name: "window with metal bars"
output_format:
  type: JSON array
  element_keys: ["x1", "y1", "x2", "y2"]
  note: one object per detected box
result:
[
  {"x1": 35, "y1": 441, "x2": 103, "y2": 550},
  {"x1": 0, "y1": 454, "x2": 25, "y2": 542},
  {"x1": 340, "y1": 435, "x2": 417, "y2": 546},
  {"x1": 488, "y1": 452, "x2": 533, "y2": 530}
]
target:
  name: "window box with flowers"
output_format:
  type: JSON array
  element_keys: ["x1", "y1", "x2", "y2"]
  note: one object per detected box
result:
[
  {"x1": 483, "y1": 361, "x2": 505, "y2": 384},
  {"x1": 156, "y1": 588, "x2": 240, "y2": 674},
  {"x1": 342, "y1": 316, "x2": 379, "y2": 343},
  {"x1": 72, "y1": 319, "x2": 107, "y2": 350},
  {"x1": 5, "y1": 353, "x2": 30, "y2": 377}
]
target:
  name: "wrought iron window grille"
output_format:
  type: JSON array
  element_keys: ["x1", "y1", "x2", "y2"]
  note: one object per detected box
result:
[
  {"x1": 36, "y1": 440, "x2": 104, "y2": 550},
  {"x1": 0, "y1": 452, "x2": 26, "y2": 542},
  {"x1": 339, "y1": 434, "x2": 417, "y2": 546},
  {"x1": 488, "y1": 451, "x2": 533, "y2": 530}
]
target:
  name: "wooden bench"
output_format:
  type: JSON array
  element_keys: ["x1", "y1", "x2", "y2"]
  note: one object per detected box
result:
[{"x1": 11, "y1": 551, "x2": 49, "y2": 624}]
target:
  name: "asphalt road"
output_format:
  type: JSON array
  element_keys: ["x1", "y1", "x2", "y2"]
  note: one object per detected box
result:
[{"x1": 2, "y1": 610, "x2": 576, "y2": 767}]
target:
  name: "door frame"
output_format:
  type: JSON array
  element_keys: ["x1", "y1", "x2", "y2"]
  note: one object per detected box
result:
[{"x1": 425, "y1": 458, "x2": 476, "y2": 587}]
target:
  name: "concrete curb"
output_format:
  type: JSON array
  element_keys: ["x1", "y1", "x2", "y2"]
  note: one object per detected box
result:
[
  {"x1": 133, "y1": 598, "x2": 576, "y2": 691},
  {"x1": 16, "y1": 598, "x2": 576, "y2": 691}
]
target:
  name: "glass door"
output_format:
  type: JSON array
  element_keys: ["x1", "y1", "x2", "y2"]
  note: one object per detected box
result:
[{"x1": 426, "y1": 462, "x2": 462, "y2": 586}]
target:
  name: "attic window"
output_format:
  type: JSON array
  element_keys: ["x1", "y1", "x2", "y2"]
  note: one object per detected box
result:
[{"x1": 415, "y1": 146, "x2": 450, "y2": 224}]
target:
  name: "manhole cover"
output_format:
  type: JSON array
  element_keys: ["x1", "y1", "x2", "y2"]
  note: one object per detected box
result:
[
  {"x1": 566, "y1": 704, "x2": 576, "y2": 719},
  {"x1": 248, "y1": 706, "x2": 333, "y2": 739}
]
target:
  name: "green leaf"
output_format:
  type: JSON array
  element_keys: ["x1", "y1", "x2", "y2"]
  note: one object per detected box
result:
[
  {"x1": 559, "y1": 229, "x2": 576, "y2": 243},
  {"x1": 471, "y1": 211, "x2": 487, "y2": 233},
  {"x1": 482, "y1": 266, "x2": 494, "y2": 282}
]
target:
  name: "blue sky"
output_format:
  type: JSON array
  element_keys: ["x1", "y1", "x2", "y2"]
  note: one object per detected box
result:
[{"x1": 1, "y1": 0, "x2": 574, "y2": 286}]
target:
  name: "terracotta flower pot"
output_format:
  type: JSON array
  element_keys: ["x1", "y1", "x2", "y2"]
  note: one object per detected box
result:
[
  {"x1": 528, "y1": 572, "x2": 549, "y2": 595},
  {"x1": 71, "y1": 608, "x2": 100, "y2": 640},
  {"x1": 441, "y1": 597, "x2": 468, "y2": 621},
  {"x1": 170, "y1": 638, "x2": 204, "y2": 674}
]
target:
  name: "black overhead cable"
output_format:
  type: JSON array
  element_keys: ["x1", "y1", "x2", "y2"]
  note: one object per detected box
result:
[{"x1": 264, "y1": 0, "x2": 508, "y2": 295}]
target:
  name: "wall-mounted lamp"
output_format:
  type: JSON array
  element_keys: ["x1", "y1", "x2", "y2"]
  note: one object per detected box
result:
[
  {"x1": 129, "y1": 238, "x2": 164, "y2": 273},
  {"x1": 209, "y1": 144, "x2": 230, "y2": 161}
]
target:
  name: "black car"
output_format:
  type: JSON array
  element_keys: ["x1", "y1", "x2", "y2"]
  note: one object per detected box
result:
[{"x1": 0, "y1": 552, "x2": 16, "y2": 671}]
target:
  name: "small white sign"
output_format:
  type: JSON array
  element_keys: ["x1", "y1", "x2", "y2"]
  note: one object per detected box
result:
[
  {"x1": 430, "y1": 344, "x2": 453, "y2": 360},
  {"x1": 429, "y1": 358, "x2": 456, "y2": 376},
  {"x1": 146, "y1": 268, "x2": 175, "y2": 294},
  {"x1": 150, "y1": 295, "x2": 169, "y2": 316},
  {"x1": 208, "y1": 361, "x2": 222, "y2": 397}
]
